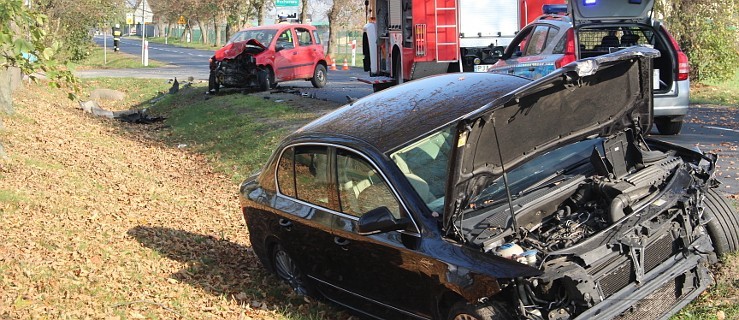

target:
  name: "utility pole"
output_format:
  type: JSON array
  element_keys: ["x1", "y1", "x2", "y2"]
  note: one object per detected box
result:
[{"x1": 140, "y1": 0, "x2": 148, "y2": 66}]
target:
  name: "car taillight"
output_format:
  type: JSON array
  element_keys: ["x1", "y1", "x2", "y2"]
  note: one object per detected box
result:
[
  {"x1": 662, "y1": 26, "x2": 690, "y2": 81},
  {"x1": 555, "y1": 28, "x2": 577, "y2": 68}
]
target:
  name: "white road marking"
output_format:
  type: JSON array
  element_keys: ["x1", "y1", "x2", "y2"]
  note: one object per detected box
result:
[{"x1": 704, "y1": 125, "x2": 739, "y2": 134}]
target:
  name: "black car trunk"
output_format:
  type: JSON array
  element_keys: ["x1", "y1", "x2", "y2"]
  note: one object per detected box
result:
[{"x1": 575, "y1": 24, "x2": 676, "y2": 94}]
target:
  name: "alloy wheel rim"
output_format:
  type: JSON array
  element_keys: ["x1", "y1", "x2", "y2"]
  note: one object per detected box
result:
[
  {"x1": 274, "y1": 249, "x2": 308, "y2": 295},
  {"x1": 317, "y1": 69, "x2": 325, "y2": 84}
]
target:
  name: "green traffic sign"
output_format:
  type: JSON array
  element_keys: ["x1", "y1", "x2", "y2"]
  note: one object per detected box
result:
[{"x1": 275, "y1": 0, "x2": 299, "y2": 7}]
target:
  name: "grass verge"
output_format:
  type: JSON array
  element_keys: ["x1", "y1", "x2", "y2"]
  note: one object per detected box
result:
[
  {"x1": 137, "y1": 36, "x2": 219, "y2": 51},
  {"x1": 72, "y1": 45, "x2": 165, "y2": 70},
  {"x1": 691, "y1": 71, "x2": 739, "y2": 107}
]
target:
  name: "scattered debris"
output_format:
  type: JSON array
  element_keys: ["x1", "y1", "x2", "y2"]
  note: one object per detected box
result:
[
  {"x1": 345, "y1": 95, "x2": 358, "y2": 103},
  {"x1": 169, "y1": 78, "x2": 180, "y2": 94},
  {"x1": 89, "y1": 88, "x2": 126, "y2": 101},
  {"x1": 78, "y1": 100, "x2": 165, "y2": 124}
]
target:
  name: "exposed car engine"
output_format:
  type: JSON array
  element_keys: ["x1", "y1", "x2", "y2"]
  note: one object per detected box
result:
[{"x1": 465, "y1": 130, "x2": 715, "y2": 319}]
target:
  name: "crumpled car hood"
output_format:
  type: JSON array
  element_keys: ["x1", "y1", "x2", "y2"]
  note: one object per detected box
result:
[
  {"x1": 444, "y1": 47, "x2": 660, "y2": 231},
  {"x1": 214, "y1": 39, "x2": 266, "y2": 61}
]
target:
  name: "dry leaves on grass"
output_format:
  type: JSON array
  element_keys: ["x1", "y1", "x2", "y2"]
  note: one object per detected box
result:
[{"x1": 0, "y1": 84, "x2": 339, "y2": 319}]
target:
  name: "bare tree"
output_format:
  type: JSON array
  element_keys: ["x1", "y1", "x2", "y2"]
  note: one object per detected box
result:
[
  {"x1": 300, "y1": 0, "x2": 309, "y2": 23},
  {"x1": 326, "y1": 0, "x2": 362, "y2": 58}
]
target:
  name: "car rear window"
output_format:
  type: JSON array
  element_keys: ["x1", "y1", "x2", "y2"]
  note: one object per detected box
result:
[{"x1": 578, "y1": 27, "x2": 654, "y2": 56}]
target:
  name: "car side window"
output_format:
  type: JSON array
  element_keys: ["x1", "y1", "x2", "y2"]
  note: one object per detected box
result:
[
  {"x1": 277, "y1": 29, "x2": 294, "y2": 49},
  {"x1": 296, "y1": 28, "x2": 313, "y2": 46},
  {"x1": 337, "y1": 149, "x2": 401, "y2": 219},
  {"x1": 524, "y1": 25, "x2": 550, "y2": 56},
  {"x1": 293, "y1": 146, "x2": 334, "y2": 209},
  {"x1": 312, "y1": 31, "x2": 322, "y2": 44},
  {"x1": 277, "y1": 147, "x2": 296, "y2": 197}
]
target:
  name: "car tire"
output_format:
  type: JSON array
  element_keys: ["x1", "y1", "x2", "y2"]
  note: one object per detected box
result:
[
  {"x1": 311, "y1": 64, "x2": 327, "y2": 88},
  {"x1": 655, "y1": 117, "x2": 683, "y2": 135},
  {"x1": 271, "y1": 244, "x2": 313, "y2": 296},
  {"x1": 447, "y1": 301, "x2": 511, "y2": 320},
  {"x1": 208, "y1": 71, "x2": 219, "y2": 94},
  {"x1": 258, "y1": 69, "x2": 271, "y2": 92},
  {"x1": 703, "y1": 188, "x2": 739, "y2": 256}
]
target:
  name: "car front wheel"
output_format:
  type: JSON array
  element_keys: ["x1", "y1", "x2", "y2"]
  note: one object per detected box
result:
[
  {"x1": 258, "y1": 69, "x2": 272, "y2": 92},
  {"x1": 703, "y1": 188, "x2": 739, "y2": 256},
  {"x1": 208, "y1": 71, "x2": 219, "y2": 94},
  {"x1": 311, "y1": 64, "x2": 327, "y2": 88},
  {"x1": 271, "y1": 244, "x2": 313, "y2": 296},
  {"x1": 654, "y1": 117, "x2": 683, "y2": 135}
]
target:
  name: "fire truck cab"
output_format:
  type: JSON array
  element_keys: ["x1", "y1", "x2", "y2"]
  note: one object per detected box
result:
[{"x1": 360, "y1": 0, "x2": 565, "y2": 91}]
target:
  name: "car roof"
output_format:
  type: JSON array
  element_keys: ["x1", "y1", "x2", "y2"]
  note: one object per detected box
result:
[
  {"x1": 292, "y1": 73, "x2": 531, "y2": 153},
  {"x1": 237, "y1": 24, "x2": 315, "y2": 32},
  {"x1": 526, "y1": 15, "x2": 572, "y2": 30}
]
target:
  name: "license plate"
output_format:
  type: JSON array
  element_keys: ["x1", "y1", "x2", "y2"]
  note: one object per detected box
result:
[{"x1": 474, "y1": 65, "x2": 493, "y2": 72}]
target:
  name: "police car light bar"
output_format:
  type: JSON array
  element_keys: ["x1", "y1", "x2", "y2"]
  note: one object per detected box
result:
[{"x1": 543, "y1": 4, "x2": 568, "y2": 14}]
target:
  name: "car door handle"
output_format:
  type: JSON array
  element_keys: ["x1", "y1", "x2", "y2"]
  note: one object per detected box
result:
[
  {"x1": 334, "y1": 237, "x2": 350, "y2": 250},
  {"x1": 279, "y1": 218, "x2": 292, "y2": 231}
]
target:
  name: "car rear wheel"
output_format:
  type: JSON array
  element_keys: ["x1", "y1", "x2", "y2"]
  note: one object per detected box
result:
[
  {"x1": 703, "y1": 188, "x2": 739, "y2": 256},
  {"x1": 311, "y1": 64, "x2": 327, "y2": 88},
  {"x1": 447, "y1": 302, "x2": 511, "y2": 320},
  {"x1": 654, "y1": 117, "x2": 683, "y2": 135},
  {"x1": 271, "y1": 244, "x2": 313, "y2": 296}
]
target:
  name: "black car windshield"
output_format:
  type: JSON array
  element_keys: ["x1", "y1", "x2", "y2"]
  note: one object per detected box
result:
[
  {"x1": 468, "y1": 138, "x2": 604, "y2": 209},
  {"x1": 390, "y1": 126, "x2": 455, "y2": 214},
  {"x1": 227, "y1": 30, "x2": 277, "y2": 45}
]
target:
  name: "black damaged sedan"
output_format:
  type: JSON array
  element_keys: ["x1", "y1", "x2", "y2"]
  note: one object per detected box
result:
[{"x1": 239, "y1": 48, "x2": 739, "y2": 320}]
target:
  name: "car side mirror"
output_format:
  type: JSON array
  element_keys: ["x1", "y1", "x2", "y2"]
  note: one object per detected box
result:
[{"x1": 357, "y1": 207, "x2": 410, "y2": 235}]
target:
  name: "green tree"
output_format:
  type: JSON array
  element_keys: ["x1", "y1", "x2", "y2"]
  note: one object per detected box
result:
[{"x1": 655, "y1": 0, "x2": 739, "y2": 82}]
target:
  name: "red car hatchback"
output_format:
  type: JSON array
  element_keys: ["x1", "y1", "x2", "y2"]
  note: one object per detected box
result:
[{"x1": 208, "y1": 24, "x2": 328, "y2": 93}]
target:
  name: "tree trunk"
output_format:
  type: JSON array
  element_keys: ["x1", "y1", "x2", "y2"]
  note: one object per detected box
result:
[
  {"x1": 0, "y1": 66, "x2": 22, "y2": 116},
  {"x1": 195, "y1": 18, "x2": 208, "y2": 44},
  {"x1": 257, "y1": 2, "x2": 265, "y2": 26},
  {"x1": 326, "y1": 6, "x2": 341, "y2": 58},
  {"x1": 300, "y1": 0, "x2": 309, "y2": 23},
  {"x1": 213, "y1": 16, "x2": 221, "y2": 46}
]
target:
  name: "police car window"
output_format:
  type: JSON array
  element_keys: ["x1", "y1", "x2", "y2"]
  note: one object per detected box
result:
[{"x1": 524, "y1": 26, "x2": 550, "y2": 56}]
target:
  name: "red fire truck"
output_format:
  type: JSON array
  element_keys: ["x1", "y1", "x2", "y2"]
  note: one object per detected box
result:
[{"x1": 359, "y1": 0, "x2": 565, "y2": 91}]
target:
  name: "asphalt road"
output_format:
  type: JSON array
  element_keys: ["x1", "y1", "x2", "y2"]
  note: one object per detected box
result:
[{"x1": 82, "y1": 35, "x2": 373, "y2": 103}]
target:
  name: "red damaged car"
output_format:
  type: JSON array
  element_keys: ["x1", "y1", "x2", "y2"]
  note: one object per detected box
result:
[{"x1": 208, "y1": 24, "x2": 328, "y2": 93}]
